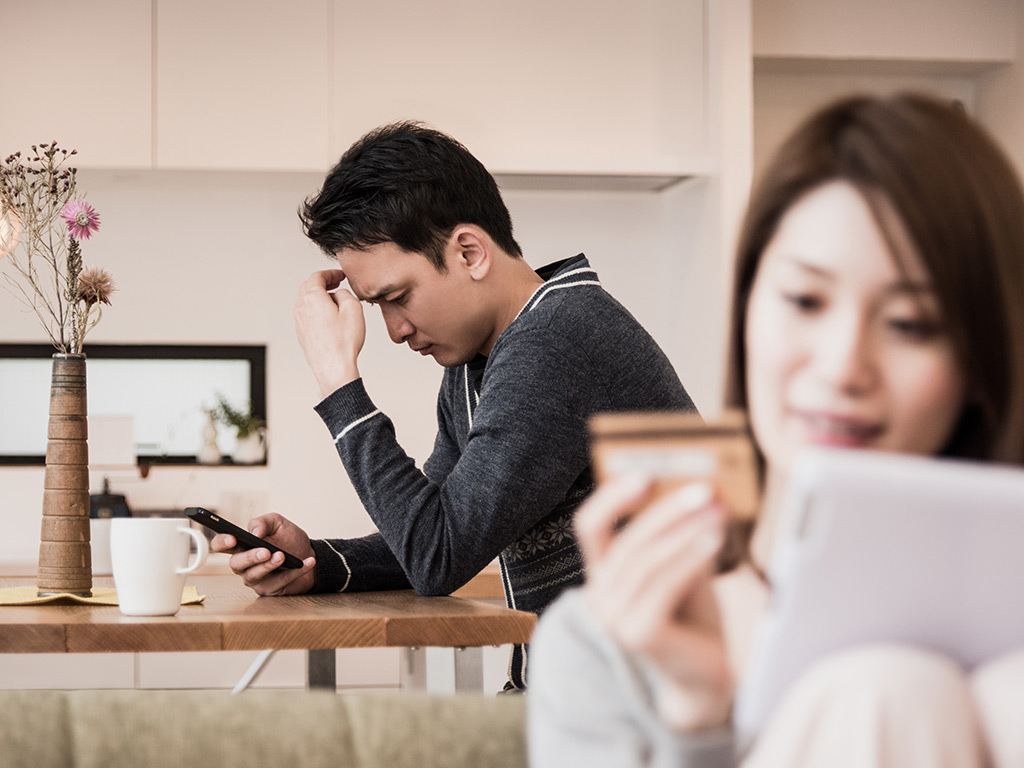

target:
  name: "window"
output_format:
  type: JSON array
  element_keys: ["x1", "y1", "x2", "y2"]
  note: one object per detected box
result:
[{"x1": 0, "y1": 343, "x2": 267, "y2": 466}]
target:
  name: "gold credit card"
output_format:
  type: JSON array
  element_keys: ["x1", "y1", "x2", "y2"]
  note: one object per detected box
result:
[{"x1": 589, "y1": 410, "x2": 760, "y2": 521}]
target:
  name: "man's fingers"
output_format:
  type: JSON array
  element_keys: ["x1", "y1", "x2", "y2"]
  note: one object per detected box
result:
[
  {"x1": 210, "y1": 533, "x2": 236, "y2": 553},
  {"x1": 228, "y1": 547, "x2": 270, "y2": 574},
  {"x1": 242, "y1": 556, "x2": 317, "y2": 596},
  {"x1": 314, "y1": 268, "x2": 346, "y2": 290}
]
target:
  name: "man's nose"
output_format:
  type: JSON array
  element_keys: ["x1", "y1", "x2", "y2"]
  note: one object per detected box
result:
[{"x1": 382, "y1": 307, "x2": 413, "y2": 344}]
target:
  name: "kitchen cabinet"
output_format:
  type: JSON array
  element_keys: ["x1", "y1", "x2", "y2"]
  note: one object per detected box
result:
[
  {"x1": 0, "y1": 0, "x2": 152, "y2": 169},
  {"x1": 332, "y1": 0, "x2": 709, "y2": 190},
  {"x1": 155, "y1": 0, "x2": 331, "y2": 171},
  {"x1": 3, "y1": 0, "x2": 716, "y2": 187}
]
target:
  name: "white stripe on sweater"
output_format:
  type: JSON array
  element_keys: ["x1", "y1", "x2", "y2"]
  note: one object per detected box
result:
[
  {"x1": 333, "y1": 409, "x2": 381, "y2": 443},
  {"x1": 545, "y1": 266, "x2": 597, "y2": 285},
  {"x1": 320, "y1": 539, "x2": 352, "y2": 592},
  {"x1": 499, "y1": 555, "x2": 516, "y2": 609},
  {"x1": 527, "y1": 280, "x2": 603, "y2": 312},
  {"x1": 513, "y1": 282, "x2": 547, "y2": 324},
  {"x1": 464, "y1": 365, "x2": 474, "y2": 429},
  {"x1": 513, "y1": 267, "x2": 599, "y2": 323}
]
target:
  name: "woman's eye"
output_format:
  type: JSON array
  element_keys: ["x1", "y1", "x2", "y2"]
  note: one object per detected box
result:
[
  {"x1": 782, "y1": 292, "x2": 823, "y2": 313},
  {"x1": 887, "y1": 316, "x2": 939, "y2": 341}
]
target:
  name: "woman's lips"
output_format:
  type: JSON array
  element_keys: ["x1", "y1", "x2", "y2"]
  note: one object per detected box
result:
[{"x1": 795, "y1": 411, "x2": 884, "y2": 447}]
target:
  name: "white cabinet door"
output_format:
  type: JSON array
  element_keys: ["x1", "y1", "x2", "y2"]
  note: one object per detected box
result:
[
  {"x1": 331, "y1": 0, "x2": 707, "y2": 179},
  {"x1": 155, "y1": 0, "x2": 331, "y2": 171},
  {"x1": 0, "y1": 0, "x2": 152, "y2": 169}
]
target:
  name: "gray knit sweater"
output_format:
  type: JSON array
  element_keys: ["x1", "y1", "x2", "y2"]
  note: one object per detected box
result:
[{"x1": 309, "y1": 254, "x2": 695, "y2": 688}]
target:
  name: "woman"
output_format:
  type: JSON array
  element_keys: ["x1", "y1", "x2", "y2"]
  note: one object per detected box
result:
[{"x1": 528, "y1": 93, "x2": 1024, "y2": 767}]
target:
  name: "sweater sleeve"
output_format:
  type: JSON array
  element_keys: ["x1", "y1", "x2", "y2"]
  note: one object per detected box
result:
[
  {"x1": 528, "y1": 590, "x2": 738, "y2": 768},
  {"x1": 312, "y1": 327, "x2": 599, "y2": 596},
  {"x1": 308, "y1": 387, "x2": 462, "y2": 594},
  {"x1": 308, "y1": 534, "x2": 412, "y2": 593}
]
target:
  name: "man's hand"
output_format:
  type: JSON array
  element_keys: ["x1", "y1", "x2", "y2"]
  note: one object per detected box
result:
[
  {"x1": 211, "y1": 513, "x2": 317, "y2": 596},
  {"x1": 294, "y1": 268, "x2": 366, "y2": 399}
]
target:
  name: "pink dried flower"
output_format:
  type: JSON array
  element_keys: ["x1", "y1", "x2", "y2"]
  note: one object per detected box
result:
[
  {"x1": 60, "y1": 199, "x2": 100, "y2": 240},
  {"x1": 78, "y1": 266, "x2": 115, "y2": 306}
]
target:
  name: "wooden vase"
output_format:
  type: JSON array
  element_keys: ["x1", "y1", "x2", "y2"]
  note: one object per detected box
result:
[{"x1": 36, "y1": 353, "x2": 92, "y2": 597}]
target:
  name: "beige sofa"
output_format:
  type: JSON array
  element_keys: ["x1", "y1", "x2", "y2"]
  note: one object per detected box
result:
[{"x1": 0, "y1": 689, "x2": 526, "y2": 768}]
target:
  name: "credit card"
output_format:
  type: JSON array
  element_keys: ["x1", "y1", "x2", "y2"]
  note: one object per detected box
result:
[{"x1": 589, "y1": 410, "x2": 760, "y2": 520}]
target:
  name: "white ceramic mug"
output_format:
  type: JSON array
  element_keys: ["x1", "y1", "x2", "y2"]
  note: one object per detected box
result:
[{"x1": 110, "y1": 518, "x2": 209, "y2": 616}]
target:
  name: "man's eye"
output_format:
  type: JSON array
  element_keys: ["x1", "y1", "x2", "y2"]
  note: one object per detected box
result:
[{"x1": 391, "y1": 293, "x2": 409, "y2": 306}]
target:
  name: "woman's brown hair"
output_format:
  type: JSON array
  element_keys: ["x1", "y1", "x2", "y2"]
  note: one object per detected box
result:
[
  {"x1": 726, "y1": 92, "x2": 1024, "y2": 466},
  {"x1": 716, "y1": 93, "x2": 1024, "y2": 572}
]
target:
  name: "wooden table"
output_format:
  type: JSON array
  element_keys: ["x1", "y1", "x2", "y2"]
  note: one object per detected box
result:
[{"x1": 0, "y1": 574, "x2": 535, "y2": 692}]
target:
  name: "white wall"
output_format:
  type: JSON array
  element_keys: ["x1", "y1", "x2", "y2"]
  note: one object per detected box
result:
[
  {"x1": 753, "y1": 71, "x2": 980, "y2": 180},
  {"x1": 977, "y1": 3, "x2": 1024, "y2": 179},
  {"x1": 750, "y1": 0, "x2": 1021, "y2": 183}
]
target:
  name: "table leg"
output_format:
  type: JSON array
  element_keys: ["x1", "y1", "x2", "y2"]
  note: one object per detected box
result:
[
  {"x1": 400, "y1": 646, "x2": 427, "y2": 690},
  {"x1": 400, "y1": 647, "x2": 484, "y2": 693},
  {"x1": 231, "y1": 649, "x2": 276, "y2": 695},
  {"x1": 452, "y1": 646, "x2": 484, "y2": 691},
  {"x1": 307, "y1": 648, "x2": 336, "y2": 690}
]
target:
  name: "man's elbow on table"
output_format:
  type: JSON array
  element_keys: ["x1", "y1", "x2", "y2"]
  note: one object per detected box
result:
[{"x1": 406, "y1": 567, "x2": 477, "y2": 598}]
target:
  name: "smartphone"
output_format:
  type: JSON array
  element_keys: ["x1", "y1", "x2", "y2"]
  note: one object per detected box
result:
[
  {"x1": 589, "y1": 409, "x2": 760, "y2": 521},
  {"x1": 184, "y1": 506, "x2": 304, "y2": 568}
]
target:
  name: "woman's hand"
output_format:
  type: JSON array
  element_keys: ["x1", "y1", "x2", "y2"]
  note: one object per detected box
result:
[{"x1": 576, "y1": 476, "x2": 733, "y2": 732}]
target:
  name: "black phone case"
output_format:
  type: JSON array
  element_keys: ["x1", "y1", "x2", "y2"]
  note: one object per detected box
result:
[{"x1": 184, "y1": 507, "x2": 304, "y2": 568}]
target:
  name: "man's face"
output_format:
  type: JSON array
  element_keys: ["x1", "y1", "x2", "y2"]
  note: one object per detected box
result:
[{"x1": 337, "y1": 241, "x2": 493, "y2": 367}]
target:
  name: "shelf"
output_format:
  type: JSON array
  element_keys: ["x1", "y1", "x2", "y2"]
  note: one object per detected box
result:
[
  {"x1": 80, "y1": 161, "x2": 715, "y2": 194},
  {"x1": 754, "y1": 55, "x2": 1009, "y2": 78},
  {"x1": 493, "y1": 172, "x2": 692, "y2": 192},
  {"x1": 492, "y1": 155, "x2": 714, "y2": 192}
]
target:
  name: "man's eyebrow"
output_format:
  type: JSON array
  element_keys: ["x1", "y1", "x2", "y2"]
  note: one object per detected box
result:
[{"x1": 360, "y1": 284, "x2": 397, "y2": 303}]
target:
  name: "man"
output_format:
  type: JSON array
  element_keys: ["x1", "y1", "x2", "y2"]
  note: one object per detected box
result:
[{"x1": 213, "y1": 121, "x2": 696, "y2": 689}]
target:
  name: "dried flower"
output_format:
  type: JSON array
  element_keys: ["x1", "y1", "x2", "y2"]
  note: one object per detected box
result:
[
  {"x1": 60, "y1": 199, "x2": 101, "y2": 240},
  {"x1": 0, "y1": 141, "x2": 114, "y2": 353},
  {"x1": 78, "y1": 266, "x2": 115, "y2": 306}
]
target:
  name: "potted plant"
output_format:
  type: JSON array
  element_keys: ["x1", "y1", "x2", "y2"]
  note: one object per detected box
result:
[{"x1": 213, "y1": 394, "x2": 267, "y2": 464}]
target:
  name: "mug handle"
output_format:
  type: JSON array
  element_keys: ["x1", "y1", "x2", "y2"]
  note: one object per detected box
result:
[{"x1": 177, "y1": 526, "x2": 210, "y2": 574}]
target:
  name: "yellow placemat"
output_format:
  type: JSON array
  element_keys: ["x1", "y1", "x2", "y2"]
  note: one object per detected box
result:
[{"x1": 0, "y1": 585, "x2": 205, "y2": 606}]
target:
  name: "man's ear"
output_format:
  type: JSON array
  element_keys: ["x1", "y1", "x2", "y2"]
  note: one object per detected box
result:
[{"x1": 450, "y1": 226, "x2": 492, "y2": 281}]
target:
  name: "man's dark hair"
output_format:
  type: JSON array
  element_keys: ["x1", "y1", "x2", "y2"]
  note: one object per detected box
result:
[{"x1": 299, "y1": 121, "x2": 523, "y2": 271}]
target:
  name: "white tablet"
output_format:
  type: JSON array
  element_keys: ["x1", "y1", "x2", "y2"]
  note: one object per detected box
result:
[{"x1": 733, "y1": 448, "x2": 1024, "y2": 738}]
